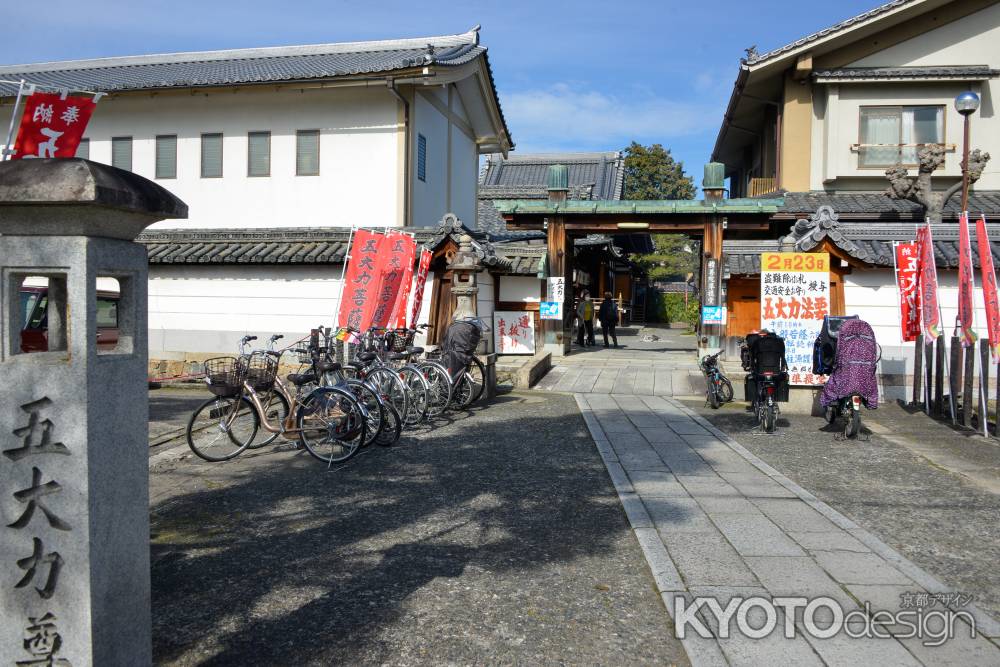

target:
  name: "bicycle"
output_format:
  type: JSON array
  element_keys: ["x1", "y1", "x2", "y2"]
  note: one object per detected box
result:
[
  {"x1": 186, "y1": 345, "x2": 367, "y2": 465},
  {"x1": 341, "y1": 326, "x2": 431, "y2": 425},
  {"x1": 699, "y1": 351, "x2": 734, "y2": 410}
]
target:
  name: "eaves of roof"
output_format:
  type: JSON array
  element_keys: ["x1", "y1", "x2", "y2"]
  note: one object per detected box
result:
[
  {"x1": 813, "y1": 65, "x2": 1000, "y2": 81},
  {"x1": 494, "y1": 198, "x2": 784, "y2": 216}
]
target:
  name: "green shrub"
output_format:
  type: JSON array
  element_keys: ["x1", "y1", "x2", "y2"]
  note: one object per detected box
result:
[{"x1": 649, "y1": 291, "x2": 699, "y2": 325}]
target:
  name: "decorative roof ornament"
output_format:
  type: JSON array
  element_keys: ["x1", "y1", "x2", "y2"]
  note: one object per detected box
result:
[
  {"x1": 743, "y1": 45, "x2": 759, "y2": 64},
  {"x1": 784, "y1": 205, "x2": 877, "y2": 263}
]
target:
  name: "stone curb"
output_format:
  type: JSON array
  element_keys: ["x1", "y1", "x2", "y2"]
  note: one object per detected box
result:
[{"x1": 670, "y1": 398, "x2": 1000, "y2": 640}]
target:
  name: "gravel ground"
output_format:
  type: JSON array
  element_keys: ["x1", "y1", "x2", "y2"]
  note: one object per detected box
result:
[
  {"x1": 681, "y1": 397, "x2": 1000, "y2": 622},
  {"x1": 149, "y1": 390, "x2": 689, "y2": 666}
]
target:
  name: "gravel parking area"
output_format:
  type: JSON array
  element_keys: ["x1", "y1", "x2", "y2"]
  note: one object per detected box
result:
[{"x1": 149, "y1": 390, "x2": 689, "y2": 666}]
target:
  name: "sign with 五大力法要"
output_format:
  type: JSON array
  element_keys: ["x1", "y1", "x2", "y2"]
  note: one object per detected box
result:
[
  {"x1": 760, "y1": 252, "x2": 830, "y2": 386},
  {"x1": 548, "y1": 277, "x2": 565, "y2": 302}
]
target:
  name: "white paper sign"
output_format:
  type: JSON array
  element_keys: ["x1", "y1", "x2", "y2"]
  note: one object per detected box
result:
[
  {"x1": 493, "y1": 311, "x2": 535, "y2": 354},
  {"x1": 548, "y1": 277, "x2": 565, "y2": 301}
]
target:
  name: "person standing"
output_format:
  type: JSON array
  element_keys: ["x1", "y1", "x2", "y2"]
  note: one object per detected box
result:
[
  {"x1": 576, "y1": 290, "x2": 595, "y2": 346},
  {"x1": 599, "y1": 291, "x2": 619, "y2": 347}
]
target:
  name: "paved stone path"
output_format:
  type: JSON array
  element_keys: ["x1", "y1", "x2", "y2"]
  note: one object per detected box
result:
[{"x1": 575, "y1": 392, "x2": 1000, "y2": 666}]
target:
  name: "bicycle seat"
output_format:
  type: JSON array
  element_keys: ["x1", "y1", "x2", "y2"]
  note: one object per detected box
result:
[
  {"x1": 316, "y1": 360, "x2": 341, "y2": 373},
  {"x1": 388, "y1": 352, "x2": 410, "y2": 361},
  {"x1": 407, "y1": 346, "x2": 425, "y2": 355},
  {"x1": 287, "y1": 372, "x2": 317, "y2": 386},
  {"x1": 347, "y1": 360, "x2": 366, "y2": 370},
  {"x1": 358, "y1": 351, "x2": 378, "y2": 362}
]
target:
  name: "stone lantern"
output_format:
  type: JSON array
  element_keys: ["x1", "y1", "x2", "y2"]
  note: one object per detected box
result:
[{"x1": 0, "y1": 158, "x2": 187, "y2": 666}]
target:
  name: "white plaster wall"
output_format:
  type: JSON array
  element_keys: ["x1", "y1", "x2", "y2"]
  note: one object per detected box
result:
[
  {"x1": 499, "y1": 276, "x2": 542, "y2": 303},
  {"x1": 450, "y1": 125, "x2": 479, "y2": 227},
  {"x1": 810, "y1": 3, "x2": 1000, "y2": 189},
  {"x1": 411, "y1": 93, "x2": 449, "y2": 227},
  {"x1": 81, "y1": 86, "x2": 401, "y2": 230},
  {"x1": 148, "y1": 264, "x2": 345, "y2": 354}
]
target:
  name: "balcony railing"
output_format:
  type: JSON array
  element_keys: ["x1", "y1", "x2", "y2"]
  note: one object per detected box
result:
[{"x1": 748, "y1": 177, "x2": 778, "y2": 197}]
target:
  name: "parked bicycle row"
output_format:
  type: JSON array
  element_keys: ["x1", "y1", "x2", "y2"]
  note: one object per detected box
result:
[
  {"x1": 700, "y1": 315, "x2": 880, "y2": 438},
  {"x1": 184, "y1": 318, "x2": 489, "y2": 466}
]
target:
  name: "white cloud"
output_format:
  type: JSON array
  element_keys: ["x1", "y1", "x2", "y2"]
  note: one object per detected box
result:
[{"x1": 501, "y1": 83, "x2": 721, "y2": 152}]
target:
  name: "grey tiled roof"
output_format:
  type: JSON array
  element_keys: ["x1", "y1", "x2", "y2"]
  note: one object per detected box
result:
[
  {"x1": 777, "y1": 191, "x2": 1000, "y2": 218},
  {"x1": 747, "y1": 0, "x2": 915, "y2": 65},
  {"x1": 813, "y1": 65, "x2": 1000, "y2": 80},
  {"x1": 0, "y1": 29, "x2": 486, "y2": 96}
]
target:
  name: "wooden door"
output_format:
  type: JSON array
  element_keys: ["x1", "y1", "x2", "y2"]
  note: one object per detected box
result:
[
  {"x1": 726, "y1": 277, "x2": 761, "y2": 337},
  {"x1": 429, "y1": 271, "x2": 453, "y2": 345}
]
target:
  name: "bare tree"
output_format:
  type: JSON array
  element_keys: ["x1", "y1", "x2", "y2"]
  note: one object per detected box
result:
[{"x1": 885, "y1": 144, "x2": 990, "y2": 222}]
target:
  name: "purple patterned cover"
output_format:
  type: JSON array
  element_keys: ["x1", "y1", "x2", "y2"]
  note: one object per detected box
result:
[{"x1": 819, "y1": 319, "x2": 879, "y2": 409}]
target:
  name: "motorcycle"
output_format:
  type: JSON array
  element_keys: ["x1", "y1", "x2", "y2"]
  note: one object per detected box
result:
[{"x1": 825, "y1": 394, "x2": 866, "y2": 440}]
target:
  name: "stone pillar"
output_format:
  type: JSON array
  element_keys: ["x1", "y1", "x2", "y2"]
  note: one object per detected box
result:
[{"x1": 0, "y1": 159, "x2": 187, "y2": 666}]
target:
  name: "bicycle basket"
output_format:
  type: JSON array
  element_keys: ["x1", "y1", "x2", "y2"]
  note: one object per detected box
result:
[
  {"x1": 385, "y1": 329, "x2": 415, "y2": 353},
  {"x1": 203, "y1": 356, "x2": 246, "y2": 397},
  {"x1": 244, "y1": 351, "x2": 279, "y2": 392}
]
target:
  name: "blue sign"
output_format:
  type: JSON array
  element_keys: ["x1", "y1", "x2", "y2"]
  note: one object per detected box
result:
[
  {"x1": 701, "y1": 306, "x2": 724, "y2": 325},
  {"x1": 540, "y1": 301, "x2": 563, "y2": 320}
]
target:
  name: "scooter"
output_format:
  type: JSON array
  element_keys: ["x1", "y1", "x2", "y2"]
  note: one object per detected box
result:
[{"x1": 825, "y1": 393, "x2": 867, "y2": 440}]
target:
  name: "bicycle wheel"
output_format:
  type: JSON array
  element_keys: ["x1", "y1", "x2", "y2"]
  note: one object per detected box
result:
[
  {"x1": 763, "y1": 403, "x2": 776, "y2": 433},
  {"x1": 366, "y1": 367, "x2": 413, "y2": 426},
  {"x1": 297, "y1": 387, "x2": 366, "y2": 464},
  {"x1": 452, "y1": 373, "x2": 474, "y2": 409},
  {"x1": 186, "y1": 395, "x2": 259, "y2": 462},
  {"x1": 374, "y1": 401, "x2": 403, "y2": 446},
  {"x1": 467, "y1": 356, "x2": 486, "y2": 404},
  {"x1": 345, "y1": 379, "x2": 385, "y2": 447},
  {"x1": 247, "y1": 389, "x2": 289, "y2": 448},
  {"x1": 418, "y1": 361, "x2": 453, "y2": 417},
  {"x1": 397, "y1": 365, "x2": 430, "y2": 425},
  {"x1": 718, "y1": 378, "x2": 734, "y2": 403}
]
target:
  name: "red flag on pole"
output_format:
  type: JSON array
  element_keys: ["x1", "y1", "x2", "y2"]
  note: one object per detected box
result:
[
  {"x1": 338, "y1": 229, "x2": 385, "y2": 331},
  {"x1": 917, "y1": 223, "x2": 942, "y2": 343},
  {"x1": 893, "y1": 241, "x2": 921, "y2": 342},
  {"x1": 409, "y1": 249, "x2": 432, "y2": 328},
  {"x1": 12, "y1": 92, "x2": 96, "y2": 159},
  {"x1": 957, "y1": 212, "x2": 979, "y2": 347},
  {"x1": 976, "y1": 215, "x2": 1000, "y2": 362},
  {"x1": 390, "y1": 242, "x2": 419, "y2": 329},
  {"x1": 371, "y1": 231, "x2": 416, "y2": 328}
]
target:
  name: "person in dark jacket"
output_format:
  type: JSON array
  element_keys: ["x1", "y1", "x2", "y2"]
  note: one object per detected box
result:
[{"x1": 598, "y1": 291, "x2": 619, "y2": 347}]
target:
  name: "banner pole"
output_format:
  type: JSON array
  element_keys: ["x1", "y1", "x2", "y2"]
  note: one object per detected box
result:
[
  {"x1": 333, "y1": 225, "x2": 356, "y2": 330},
  {"x1": 3, "y1": 79, "x2": 26, "y2": 160}
]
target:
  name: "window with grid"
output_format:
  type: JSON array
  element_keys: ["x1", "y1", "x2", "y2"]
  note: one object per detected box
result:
[
  {"x1": 75, "y1": 138, "x2": 90, "y2": 160},
  {"x1": 858, "y1": 106, "x2": 944, "y2": 168},
  {"x1": 155, "y1": 135, "x2": 177, "y2": 179},
  {"x1": 111, "y1": 136, "x2": 132, "y2": 171},
  {"x1": 417, "y1": 133, "x2": 427, "y2": 182},
  {"x1": 296, "y1": 130, "x2": 320, "y2": 176},
  {"x1": 201, "y1": 133, "x2": 223, "y2": 178},
  {"x1": 248, "y1": 131, "x2": 270, "y2": 177}
]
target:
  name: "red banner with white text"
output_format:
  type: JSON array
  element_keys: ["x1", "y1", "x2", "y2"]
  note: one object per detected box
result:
[
  {"x1": 371, "y1": 231, "x2": 416, "y2": 328},
  {"x1": 976, "y1": 215, "x2": 1000, "y2": 362},
  {"x1": 409, "y1": 249, "x2": 432, "y2": 329},
  {"x1": 957, "y1": 212, "x2": 979, "y2": 347},
  {"x1": 12, "y1": 92, "x2": 96, "y2": 160},
  {"x1": 338, "y1": 230, "x2": 385, "y2": 331},
  {"x1": 917, "y1": 224, "x2": 942, "y2": 343},
  {"x1": 893, "y1": 241, "x2": 921, "y2": 342},
  {"x1": 390, "y1": 241, "x2": 419, "y2": 329}
]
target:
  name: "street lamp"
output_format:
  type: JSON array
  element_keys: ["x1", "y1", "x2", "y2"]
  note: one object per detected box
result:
[{"x1": 955, "y1": 90, "x2": 981, "y2": 213}]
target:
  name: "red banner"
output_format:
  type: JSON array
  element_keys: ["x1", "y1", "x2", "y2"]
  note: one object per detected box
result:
[
  {"x1": 371, "y1": 231, "x2": 416, "y2": 328},
  {"x1": 917, "y1": 224, "x2": 941, "y2": 343},
  {"x1": 409, "y1": 249, "x2": 432, "y2": 328},
  {"x1": 957, "y1": 212, "x2": 979, "y2": 347},
  {"x1": 977, "y1": 215, "x2": 1000, "y2": 362},
  {"x1": 12, "y1": 92, "x2": 96, "y2": 160},
  {"x1": 390, "y1": 241, "x2": 419, "y2": 329},
  {"x1": 893, "y1": 242, "x2": 921, "y2": 342},
  {"x1": 338, "y1": 230, "x2": 385, "y2": 331}
]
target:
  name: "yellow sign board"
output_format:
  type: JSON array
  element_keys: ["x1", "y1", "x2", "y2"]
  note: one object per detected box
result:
[{"x1": 760, "y1": 252, "x2": 829, "y2": 273}]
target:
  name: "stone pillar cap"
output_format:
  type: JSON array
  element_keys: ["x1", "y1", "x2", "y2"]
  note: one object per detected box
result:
[{"x1": 0, "y1": 158, "x2": 188, "y2": 240}]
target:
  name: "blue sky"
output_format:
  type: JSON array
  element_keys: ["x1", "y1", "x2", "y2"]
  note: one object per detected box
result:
[{"x1": 1, "y1": 0, "x2": 884, "y2": 180}]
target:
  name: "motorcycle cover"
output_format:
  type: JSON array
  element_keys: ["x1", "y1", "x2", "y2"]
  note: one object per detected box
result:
[
  {"x1": 441, "y1": 320, "x2": 481, "y2": 378},
  {"x1": 812, "y1": 315, "x2": 859, "y2": 375},
  {"x1": 819, "y1": 318, "x2": 879, "y2": 409}
]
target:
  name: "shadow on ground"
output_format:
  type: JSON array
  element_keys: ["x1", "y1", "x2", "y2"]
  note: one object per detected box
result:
[{"x1": 150, "y1": 392, "x2": 687, "y2": 666}]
